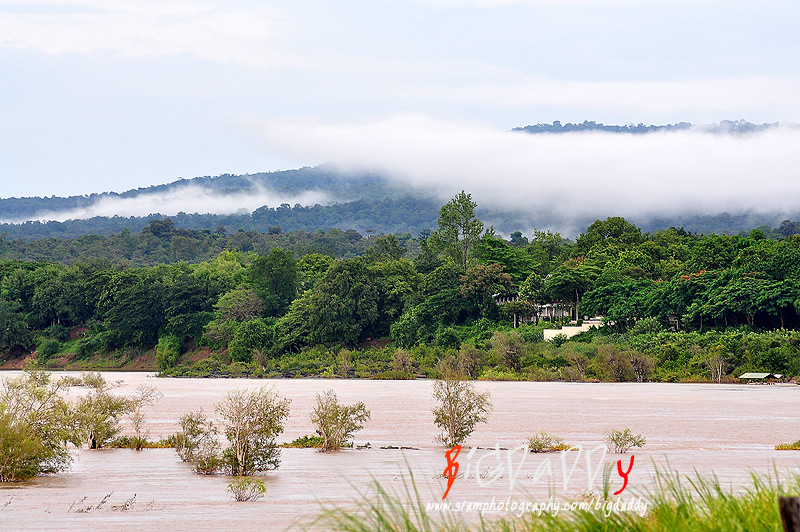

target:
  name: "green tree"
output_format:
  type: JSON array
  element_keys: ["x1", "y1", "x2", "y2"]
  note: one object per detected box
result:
[
  {"x1": 509, "y1": 231, "x2": 529, "y2": 247},
  {"x1": 156, "y1": 335, "x2": 183, "y2": 371},
  {"x1": 297, "y1": 253, "x2": 334, "y2": 291},
  {"x1": 460, "y1": 263, "x2": 512, "y2": 319},
  {"x1": 0, "y1": 371, "x2": 78, "y2": 481},
  {"x1": 414, "y1": 231, "x2": 442, "y2": 274},
  {"x1": 215, "y1": 287, "x2": 264, "y2": 322},
  {"x1": 74, "y1": 376, "x2": 134, "y2": 449},
  {"x1": 229, "y1": 319, "x2": 274, "y2": 363},
  {"x1": 686, "y1": 234, "x2": 736, "y2": 272},
  {"x1": 575, "y1": 217, "x2": 642, "y2": 256},
  {"x1": 364, "y1": 234, "x2": 406, "y2": 262},
  {"x1": 527, "y1": 230, "x2": 569, "y2": 275},
  {"x1": 434, "y1": 326, "x2": 462, "y2": 350},
  {"x1": 216, "y1": 387, "x2": 291, "y2": 476},
  {"x1": 519, "y1": 272, "x2": 544, "y2": 304},
  {"x1": 432, "y1": 375, "x2": 492, "y2": 447},
  {"x1": 391, "y1": 288, "x2": 473, "y2": 347},
  {"x1": 163, "y1": 271, "x2": 214, "y2": 340},
  {"x1": 429, "y1": 191, "x2": 484, "y2": 272},
  {"x1": 310, "y1": 390, "x2": 370, "y2": 452},
  {"x1": 307, "y1": 259, "x2": 381, "y2": 346},
  {"x1": 248, "y1": 248, "x2": 299, "y2": 317},
  {"x1": 204, "y1": 287, "x2": 264, "y2": 348},
  {"x1": 99, "y1": 270, "x2": 165, "y2": 347},
  {"x1": 544, "y1": 263, "x2": 599, "y2": 318},
  {"x1": 0, "y1": 299, "x2": 33, "y2": 354},
  {"x1": 370, "y1": 259, "x2": 423, "y2": 333},
  {"x1": 273, "y1": 293, "x2": 315, "y2": 354},
  {"x1": 475, "y1": 234, "x2": 539, "y2": 285}
]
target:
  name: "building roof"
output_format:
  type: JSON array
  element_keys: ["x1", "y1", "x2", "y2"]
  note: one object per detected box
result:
[{"x1": 738, "y1": 372, "x2": 773, "y2": 379}]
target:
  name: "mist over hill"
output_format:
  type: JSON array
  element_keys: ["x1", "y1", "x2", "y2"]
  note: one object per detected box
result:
[{"x1": 2, "y1": 121, "x2": 799, "y2": 240}]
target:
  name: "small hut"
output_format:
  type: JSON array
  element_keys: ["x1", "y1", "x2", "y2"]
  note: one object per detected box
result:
[{"x1": 738, "y1": 372, "x2": 774, "y2": 384}]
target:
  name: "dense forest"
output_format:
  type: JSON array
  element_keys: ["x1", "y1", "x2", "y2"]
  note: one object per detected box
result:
[
  {"x1": 0, "y1": 197, "x2": 438, "y2": 250},
  {"x1": 2, "y1": 191, "x2": 800, "y2": 382}
]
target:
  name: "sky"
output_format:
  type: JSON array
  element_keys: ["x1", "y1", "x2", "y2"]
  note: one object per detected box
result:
[{"x1": 1, "y1": 0, "x2": 799, "y2": 213}]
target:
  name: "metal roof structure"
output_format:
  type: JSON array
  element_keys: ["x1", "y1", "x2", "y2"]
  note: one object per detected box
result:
[{"x1": 738, "y1": 372, "x2": 773, "y2": 379}]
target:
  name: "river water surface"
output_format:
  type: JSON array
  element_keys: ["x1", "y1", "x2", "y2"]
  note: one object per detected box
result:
[{"x1": 1, "y1": 372, "x2": 799, "y2": 531}]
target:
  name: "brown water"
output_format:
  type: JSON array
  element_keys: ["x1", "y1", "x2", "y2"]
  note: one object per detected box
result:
[{"x1": 1, "y1": 372, "x2": 799, "y2": 531}]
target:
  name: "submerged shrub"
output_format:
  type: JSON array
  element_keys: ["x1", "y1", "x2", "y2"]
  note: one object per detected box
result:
[
  {"x1": 173, "y1": 410, "x2": 220, "y2": 468},
  {"x1": 311, "y1": 390, "x2": 370, "y2": 452},
  {"x1": 216, "y1": 387, "x2": 291, "y2": 476},
  {"x1": 74, "y1": 377, "x2": 133, "y2": 449},
  {"x1": 604, "y1": 428, "x2": 646, "y2": 454},
  {"x1": 432, "y1": 375, "x2": 492, "y2": 447},
  {"x1": 282, "y1": 435, "x2": 324, "y2": 448},
  {"x1": 227, "y1": 477, "x2": 266, "y2": 502},
  {"x1": 0, "y1": 371, "x2": 78, "y2": 482},
  {"x1": 527, "y1": 431, "x2": 566, "y2": 453}
]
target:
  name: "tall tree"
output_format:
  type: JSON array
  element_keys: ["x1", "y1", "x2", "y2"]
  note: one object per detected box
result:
[
  {"x1": 0, "y1": 300, "x2": 33, "y2": 353},
  {"x1": 216, "y1": 387, "x2": 291, "y2": 476},
  {"x1": 544, "y1": 262, "x2": 599, "y2": 319},
  {"x1": 98, "y1": 270, "x2": 165, "y2": 347},
  {"x1": 248, "y1": 248, "x2": 299, "y2": 317},
  {"x1": 429, "y1": 191, "x2": 484, "y2": 272},
  {"x1": 460, "y1": 263, "x2": 512, "y2": 319},
  {"x1": 307, "y1": 259, "x2": 381, "y2": 346}
]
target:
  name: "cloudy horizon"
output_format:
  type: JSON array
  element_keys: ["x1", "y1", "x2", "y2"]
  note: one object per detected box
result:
[{"x1": 2, "y1": 0, "x2": 798, "y2": 220}]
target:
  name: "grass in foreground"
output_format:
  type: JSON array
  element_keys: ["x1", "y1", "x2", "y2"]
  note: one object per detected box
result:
[{"x1": 313, "y1": 468, "x2": 800, "y2": 532}]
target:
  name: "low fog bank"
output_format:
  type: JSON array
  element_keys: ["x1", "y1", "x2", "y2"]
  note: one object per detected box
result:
[
  {"x1": 480, "y1": 208, "x2": 797, "y2": 240},
  {"x1": 1, "y1": 185, "x2": 329, "y2": 224},
  {"x1": 4, "y1": 116, "x2": 799, "y2": 238},
  {"x1": 259, "y1": 115, "x2": 800, "y2": 226}
]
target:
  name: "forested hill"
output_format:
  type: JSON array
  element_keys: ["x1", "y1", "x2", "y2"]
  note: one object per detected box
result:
[
  {"x1": 513, "y1": 119, "x2": 785, "y2": 135},
  {"x1": 0, "y1": 197, "x2": 442, "y2": 241},
  {"x1": 0, "y1": 167, "x2": 403, "y2": 222},
  {"x1": 2, "y1": 120, "x2": 799, "y2": 240},
  {"x1": 0, "y1": 168, "x2": 443, "y2": 238},
  {"x1": 2, "y1": 205, "x2": 798, "y2": 247}
]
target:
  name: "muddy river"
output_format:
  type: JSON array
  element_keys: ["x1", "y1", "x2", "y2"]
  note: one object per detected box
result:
[{"x1": 1, "y1": 372, "x2": 799, "y2": 531}]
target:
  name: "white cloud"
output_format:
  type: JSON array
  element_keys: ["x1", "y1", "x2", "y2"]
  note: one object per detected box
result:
[
  {"x1": 2, "y1": 1, "x2": 797, "y2": 121},
  {"x1": 413, "y1": 0, "x2": 709, "y2": 5},
  {"x1": 256, "y1": 115, "x2": 800, "y2": 224},
  {"x1": 4, "y1": 184, "x2": 328, "y2": 223},
  {"x1": 433, "y1": 76, "x2": 800, "y2": 116},
  {"x1": 0, "y1": 0, "x2": 298, "y2": 68}
]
